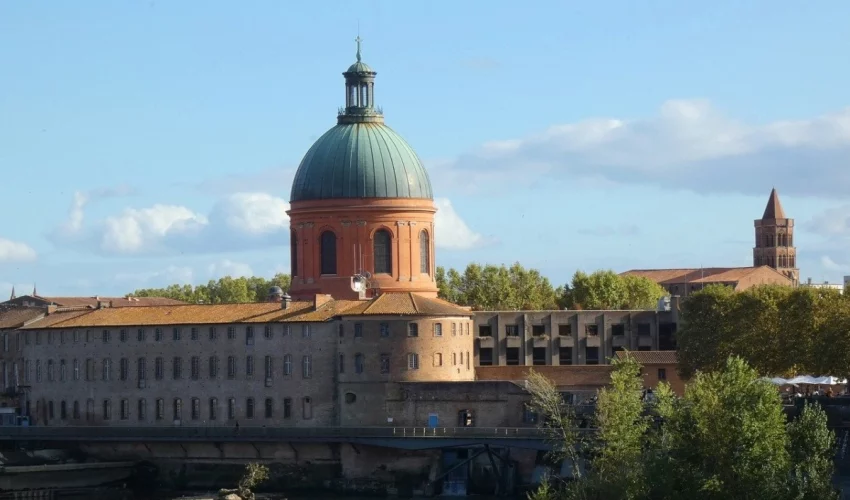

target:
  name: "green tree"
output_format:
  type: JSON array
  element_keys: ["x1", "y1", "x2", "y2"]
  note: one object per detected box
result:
[
  {"x1": 560, "y1": 270, "x2": 665, "y2": 310},
  {"x1": 129, "y1": 274, "x2": 292, "y2": 304},
  {"x1": 787, "y1": 404, "x2": 839, "y2": 500},
  {"x1": 436, "y1": 262, "x2": 559, "y2": 310}
]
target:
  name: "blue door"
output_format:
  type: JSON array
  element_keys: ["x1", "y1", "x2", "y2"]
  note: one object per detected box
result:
[{"x1": 428, "y1": 413, "x2": 439, "y2": 428}]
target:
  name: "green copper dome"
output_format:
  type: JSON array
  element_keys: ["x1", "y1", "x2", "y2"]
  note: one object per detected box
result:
[
  {"x1": 289, "y1": 38, "x2": 433, "y2": 202},
  {"x1": 290, "y1": 122, "x2": 433, "y2": 202}
]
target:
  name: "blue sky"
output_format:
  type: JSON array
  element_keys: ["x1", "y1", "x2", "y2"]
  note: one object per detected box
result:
[{"x1": 2, "y1": 1, "x2": 850, "y2": 297}]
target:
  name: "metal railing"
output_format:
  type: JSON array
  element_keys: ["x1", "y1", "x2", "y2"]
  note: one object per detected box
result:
[{"x1": 0, "y1": 425, "x2": 565, "y2": 441}]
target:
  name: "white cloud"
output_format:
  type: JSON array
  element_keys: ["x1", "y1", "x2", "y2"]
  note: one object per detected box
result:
[
  {"x1": 0, "y1": 238, "x2": 37, "y2": 262},
  {"x1": 208, "y1": 259, "x2": 253, "y2": 278},
  {"x1": 436, "y1": 100, "x2": 850, "y2": 197},
  {"x1": 211, "y1": 193, "x2": 289, "y2": 235},
  {"x1": 820, "y1": 256, "x2": 848, "y2": 272},
  {"x1": 434, "y1": 198, "x2": 485, "y2": 250},
  {"x1": 102, "y1": 205, "x2": 208, "y2": 254},
  {"x1": 54, "y1": 185, "x2": 136, "y2": 239}
]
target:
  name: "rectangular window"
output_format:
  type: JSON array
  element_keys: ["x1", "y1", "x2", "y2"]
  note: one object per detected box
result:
[
  {"x1": 433, "y1": 323, "x2": 443, "y2": 337},
  {"x1": 338, "y1": 354, "x2": 345, "y2": 374},
  {"x1": 380, "y1": 323, "x2": 390, "y2": 337},
  {"x1": 228, "y1": 356, "x2": 236, "y2": 379},
  {"x1": 137, "y1": 328, "x2": 145, "y2": 342},
  {"x1": 452, "y1": 323, "x2": 457, "y2": 336},
  {"x1": 192, "y1": 398, "x2": 200, "y2": 420},
  {"x1": 658, "y1": 368, "x2": 667, "y2": 380},
  {"x1": 283, "y1": 355, "x2": 291, "y2": 376},
  {"x1": 47, "y1": 360, "x2": 54, "y2": 382},
  {"x1": 264, "y1": 398, "x2": 273, "y2": 418},
  {"x1": 302, "y1": 324, "x2": 311, "y2": 338},
  {"x1": 120, "y1": 329, "x2": 128, "y2": 343},
  {"x1": 585, "y1": 324, "x2": 599, "y2": 336},
  {"x1": 264, "y1": 325, "x2": 272, "y2": 339},
  {"x1": 228, "y1": 398, "x2": 236, "y2": 420},
  {"x1": 505, "y1": 324, "x2": 519, "y2": 337},
  {"x1": 156, "y1": 399, "x2": 164, "y2": 420},
  {"x1": 433, "y1": 352, "x2": 443, "y2": 367},
  {"x1": 586, "y1": 347, "x2": 600, "y2": 365},
  {"x1": 408, "y1": 323, "x2": 419, "y2": 337},
  {"x1": 59, "y1": 360, "x2": 66, "y2": 382},
  {"x1": 101, "y1": 358, "x2": 110, "y2": 381},
  {"x1": 173, "y1": 327, "x2": 181, "y2": 341},
  {"x1": 73, "y1": 359, "x2": 80, "y2": 381},
  {"x1": 302, "y1": 397, "x2": 313, "y2": 420},
  {"x1": 380, "y1": 354, "x2": 390, "y2": 374},
  {"x1": 506, "y1": 348, "x2": 520, "y2": 366},
  {"x1": 611, "y1": 324, "x2": 626, "y2": 336},
  {"x1": 209, "y1": 327, "x2": 217, "y2": 340},
  {"x1": 264, "y1": 356, "x2": 273, "y2": 386},
  {"x1": 637, "y1": 323, "x2": 651, "y2": 336},
  {"x1": 302, "y1": 355, "x2": 312, "y2": 378},
  {"x1": 103, "y1": 399, "x2": 112, "y2": 420},
  {"x1": 283, "y1": 398, "x2": 292, "y2": 419},
  {"x1": 172, "y1": 357, "x2": 182, "y2": 379},
  {"x1": 532, "y1": 325, "x2": 545, "y2": 336},
  {"x1": 209, "y1": 398, "x2": 218, "y2": 420},
  {"x1": 120, "y1": 399, "x2": 129, "y2": 420},
  {"x1": 227, "y1": 326, "x2": 235, "y2": 340},
  {"x1": 137, "y1": 358, "x2": 147, "y2": 386},
  {"x1": 284, "y1": 325, "x2": 291, "y2": 336},
  {"x1": 154, "y1": 358, "x2": 163, "y2": 380},
  {"x1": 479, "y1": 348, "x2": 494, "y2": 366},
  {"x1": 188, "y1": 327, "x2": 198, "y2": 341},
  {"x1": 74, "y1": 330, "x2": 80, "y2": 343},
  {"x1": 407, "y1": 353, "x2": 419, "y2": 370},
  {"x1": 173, "y1": 398, "x2": 182, "y2": 420},
  {"x1": 155, "y1": 328, "x2": 163, "y2": 341},
  {"x1": 246, "y1": 355, "x2": 254, "y2": 378},
  {"x1": 191, "y1": 356, "x2": 200, "y2": 380},
  {"x1": 102, "y1": 330, "x2": 111, "y2": 343},
  {"x1": 558, "y1": 324, "x2": 572, "y2": 336},
  {"x1": 479, "y1": 325, "x2": 493, "y2": 337},
  {"x1": 533, "y1": 347, "x2": 547, "y2": 366},
  {"x1": 120, "y1": 358, "x2": 129, "y2": 381},
  {"x1": 246, "y1": 326, "x2": 254, "y2": 345},
  {"x1": 355, "y1": 353, "x2": 364, "y2": 373},
  {"x1": 559, "y1": 347, "x2": 573, "y2": 365},
  {"x1": 209, "y1": 356, "x2": 219, "y2": 378},
  {"x1": 36, "y1": 332, "x2": 41, "y2": 345},
  {"x1": 354, "y1": 323, "x2": 363, "y2": 338},
  {"x1": 138, "y1": 399, "x2": 146, "y2": 421}
]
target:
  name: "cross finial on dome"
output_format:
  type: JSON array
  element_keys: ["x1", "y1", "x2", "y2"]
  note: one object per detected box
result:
[{"x1": 355, "y1": 35, "x2": 362, "y2": 62}]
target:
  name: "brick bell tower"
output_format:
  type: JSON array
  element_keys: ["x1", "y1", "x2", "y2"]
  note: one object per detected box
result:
[{"x1": 753, "y1": 188, "x2": 799, "y2": 285}]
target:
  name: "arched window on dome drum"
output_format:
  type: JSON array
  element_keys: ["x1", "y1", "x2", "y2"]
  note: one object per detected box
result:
[
  {"x1": 419, "y1": 230, "x2": 430, "y2": 275},
  {"x1": 320, "y1": 231, "x2": 337, "y2": 275},
  {"x1": 290, "y1": 230, "x2": 298, "y2": 277},
  {"x1": 374, "y1": 230, "x2": 392, "y2": 274}
]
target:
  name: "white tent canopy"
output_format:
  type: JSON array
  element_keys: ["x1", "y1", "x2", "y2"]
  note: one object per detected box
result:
[{"x1": 763, "y1": 375, "x2": 847, "y2": 386}]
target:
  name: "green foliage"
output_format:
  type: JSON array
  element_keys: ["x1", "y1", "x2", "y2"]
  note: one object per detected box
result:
[
  {"x1": 560, "y1": 270, "x2": 667, "y2": 310},
  {"x1": 524, "y1": 356, "x2": 838, "y2": 500},
  {"x1": 130, "y1": 274, "x2": 291, "y2": 304},
  {"x1": 678, "y1": 284, "x2": 850, "y2": 377},
  {"x1": 435, "y1": 262, "x2": 560, "y2": 310}
]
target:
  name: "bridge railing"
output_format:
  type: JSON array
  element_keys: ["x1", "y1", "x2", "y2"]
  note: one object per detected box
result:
[{"x1": 0, "y1": 425, "x2": 580, "y2": 441}]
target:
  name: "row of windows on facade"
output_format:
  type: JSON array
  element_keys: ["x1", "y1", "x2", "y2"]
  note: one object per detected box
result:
[
  {"x1": 758, "y1": 233, "x2": 793, "y2": 248},
  {"x1": 7, "y1": 320, "x2": 470, "y2": 351},
  {"x1": 291, "y1": 228, "x2": 432, "y2": 277},
  {"x1": 478, "y1": 345, "x2": 659, "y2": 366},
  {"x1": 754, "y1": 255, "x2": 796, "y2": 268},
  {"x1": 31, "y1": 396, "x2": 314, "y2": 423},
  {"x1": 6, "y1": 349, "x2": 471, "y2": 386},
  {"x1": 477, "y1": 322, "x2": 659, "y2": 337}
]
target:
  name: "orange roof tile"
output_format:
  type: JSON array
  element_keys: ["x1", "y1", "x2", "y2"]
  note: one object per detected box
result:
[
  {"x1": 38, "y1": 296, "x2": 186, "y2": 307},
  {"x1": 622, "y1": 267, "x2": 781, "y2": 285},
  {"x1": 614, "y1": 350, "x2": 678, "y2": 364},
  {"x1": 0, "y1": 307, "x2": 46, "y2": 329},
  {"x1": 476, "y1": 365, "x2": 614, "y2": 388},
  {"x1": 342, "y1": 292, "x2": 472, "y2": 317}
]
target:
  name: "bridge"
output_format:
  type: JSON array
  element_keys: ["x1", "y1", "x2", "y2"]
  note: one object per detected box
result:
[{"x1": 0, "y1": 426, "x2": 592, "y2": 450}]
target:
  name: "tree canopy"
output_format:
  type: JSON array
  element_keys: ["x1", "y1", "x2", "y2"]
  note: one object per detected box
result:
[
  {"x1": 435, "y1": 262, "x2": 561, "y2": 310},
  {"x1": 677, "y1": 284, "x2": 850, "y2": 378},
  {"x1": 130, "y1": 274, "x2": 291, "y2": 304},
  {"x1": 560, "y1": 270, "x2": 668, "y2": 310},
  {"x1": 526, "y1": 355, "x2": 838, "y2": 500}
]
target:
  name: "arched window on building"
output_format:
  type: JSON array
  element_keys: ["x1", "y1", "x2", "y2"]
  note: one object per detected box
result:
[
  {"x1": 374, "y1": 229, "x2": 392, "y2": 274},
  {"x1": 290, "y1": 230, "x2": 298, "y2": 277},
  {"x1": 419, "y1": 230, "x2": 430, "y2": 275},
  {"x1": 320, "y1": 231, "x2": 337, "y2": 275}
]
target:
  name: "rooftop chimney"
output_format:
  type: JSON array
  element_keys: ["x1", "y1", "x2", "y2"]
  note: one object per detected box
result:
[
  {"x1": 281, "y1": 294, "x2": 292, "y2": 310},
  {"x1": 314, "y1": 294, "x2": 333, "y2": 309},
  {"x1": 97, "y1": 300, "x2": 110, "y2": 309}
]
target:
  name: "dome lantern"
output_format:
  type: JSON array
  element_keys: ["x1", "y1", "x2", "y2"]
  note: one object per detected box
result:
[{"x1": 339, "y1": 36, "x2": 383, "y2": 125}]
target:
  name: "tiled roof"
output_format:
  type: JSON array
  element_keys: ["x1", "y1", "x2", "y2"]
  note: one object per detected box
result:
[
  {"x1": 0, "y1": 307, "x2": 46, "y2": 329},
  {"x1": 614, "y1": 350, "x2": 678, "y2": 364},
  {"x1": 37, "y1": 296, "x2": 186, "y2": 307},
  {"x1": 20, "y1": 293, "x2": 469, "y2": 330},
  {"x1": 623, "y1": 267, "x2": 768, "y2": 285},
  {"x1": 762, "y1": 188, "x2": 787, "y2": 220},
  {"x1": 341, "y1": 292, "x2": 473, "y2": 317},
  {"x1": 476, "y1": 365, "x2": 614, "y2": 388}
]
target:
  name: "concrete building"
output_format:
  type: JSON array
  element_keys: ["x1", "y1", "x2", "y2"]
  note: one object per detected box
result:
[{"x1": 801, "y1": 278, "x2": 844, "y2": 293}]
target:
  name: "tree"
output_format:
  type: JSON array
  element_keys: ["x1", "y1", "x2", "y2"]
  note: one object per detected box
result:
[
  {"x1": 560, "y1": 270, "x2": 666, "y2": 310},
  {"x1": 130, "y1": 274, "x2": 292, "y2": 304},
  {"x1": 218, "y1": 462, "x2": 270, "y2": 500},
  {"x1": 787, "y1": 404, "x2": 839, "y2": 500},
  {"x1": 435, "y1": 262, "x2": 559, "y2": 310}
]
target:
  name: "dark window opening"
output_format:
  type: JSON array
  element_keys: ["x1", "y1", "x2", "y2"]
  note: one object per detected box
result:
[
  {"x1": 558, "y1": 324, "x2": 572, "y2": 336},
  {"x1": 611, "y1": 324, "x2": 625, "y2": 336},
  {"x1": 586, "y1": 347, "x2": 600, "y2": 365},
  {"x1": 408, "y1": 323, "x2": 419, "y2": 337},
  {"x1": 290, "y1": 230, "x2": 298, "y2": 276},
  {"x1": 637, "y1": 323, "x2": 651, "y2": 336},
  {"x1": 659, "y1": 323, "x2": 677, "y2": 350},
  {"x1": 523, "y1": 404, "x2": 538, "y2": 424},
  {"x1": 505, "y1": 325, "x2": 519, "y2": 337},
  {"x1": 478, "y1": 325, "x2": 492, "y2": 337},
  {"x1": 479, "y1": 348, "x2": 494, "y2": 366},
  {"x1": 533, "y1": 347, "x2": 547, "y2": 365},
  {"x1": 345, "y1": 392, "x2": 356, "y2": 404},
  {"x1": 506, "y1": 347, "x2": 520, "y2": 366},
  {"x1": 638, "y1": 346, "x2": 651, "y2": 351},
  {"x1": 458, "y1": 409, "x2": 475, "y2": 427},
  {"x1": 373, "y1": 229, "x2": 392, "y2": 274},
  {"x1": 658, "y1": 368, "x2": 667, "y2": 381},
  {"x1": 532, "y1": 325, "x2": 546, "y2": 336},
  {"x1": 419, "y1": 230, "x2": 430, "y2": 274},
  {"x1": 585, "y1": 324, "x2": 599, "y2": 336},
  {"x1": 559, "y1": 347, "x2": 573, "y2": 365},
  {"x1": 320, "y1": 230, "x2": 337, "y2": 275}
]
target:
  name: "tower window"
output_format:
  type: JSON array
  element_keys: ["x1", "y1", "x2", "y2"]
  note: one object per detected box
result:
[
  {"x1": 290, "y1": 230, "x2": 298, "y2": 277},
  {"x1": 419, "y1": 230, "x2": 430, "y2": 274},
  {"x1": 374, "y1": 229, "x2": 392, "y2": 274},
  {"x1": 320, "y1": 230, "x2": 337, "y2": 275}
]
